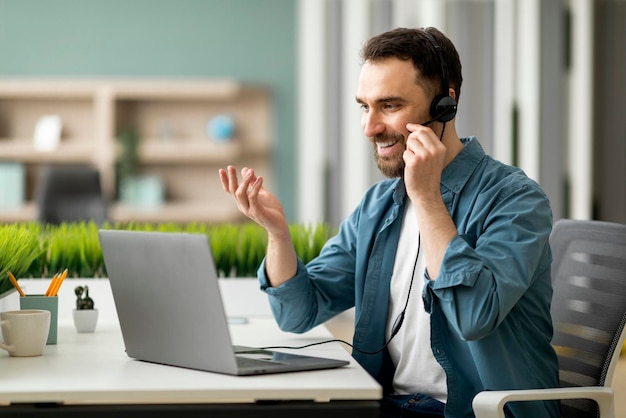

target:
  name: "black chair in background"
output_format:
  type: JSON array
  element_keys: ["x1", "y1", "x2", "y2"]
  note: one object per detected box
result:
[{"x1": 35, "y1": 164, "x2": 109, "y2": 225}]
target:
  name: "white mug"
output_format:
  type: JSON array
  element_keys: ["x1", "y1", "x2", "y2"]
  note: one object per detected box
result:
[{"x1": 0, "y1": 310, "x2": 50, "y2": 357}]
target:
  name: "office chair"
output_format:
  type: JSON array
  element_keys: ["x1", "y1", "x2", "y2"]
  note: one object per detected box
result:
[
  {"x1": 473, "y1": 219, "x2": 626, "y2": 418},
  {"x1": 35, "y1": 164, "x2": 109, "y2": 225}
]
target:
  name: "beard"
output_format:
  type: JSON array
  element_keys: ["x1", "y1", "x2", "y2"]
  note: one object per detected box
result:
[{"x1": 371, "y1": 132, "x2": 406, "y2": 178}]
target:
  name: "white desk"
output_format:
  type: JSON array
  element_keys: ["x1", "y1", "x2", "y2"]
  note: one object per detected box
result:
[{"x1": 0, "y1": 279, "x2": 381, "y2": 417}]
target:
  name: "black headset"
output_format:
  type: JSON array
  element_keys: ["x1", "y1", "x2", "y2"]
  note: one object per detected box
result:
[{"x1": 420, "y1": 30, "x2": 457, "y2": 124}]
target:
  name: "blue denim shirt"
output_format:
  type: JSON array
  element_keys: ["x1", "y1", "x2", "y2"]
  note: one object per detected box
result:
[{"x1": 259, "y1": 137, "x2": 559, "y2": 417}]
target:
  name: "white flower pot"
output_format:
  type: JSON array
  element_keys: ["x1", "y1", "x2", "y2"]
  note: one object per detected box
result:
[{"x1": 73, "y1": 309, "x2": 98, "y2": 333}]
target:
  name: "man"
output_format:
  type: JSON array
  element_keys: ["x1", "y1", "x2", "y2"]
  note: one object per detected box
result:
[{"x1": 219, "y1": 27, "x2": 559, "y2": 418}]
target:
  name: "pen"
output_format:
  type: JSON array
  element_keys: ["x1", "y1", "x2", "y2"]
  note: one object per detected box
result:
[{"x1": 7, "y1": 272, "x2": 25, "y2": 297}]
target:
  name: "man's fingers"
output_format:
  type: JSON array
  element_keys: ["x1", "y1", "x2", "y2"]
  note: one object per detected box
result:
[
  {"x1": 225, "y1": 165, "x2": 241, "y2": 194},
  {"x1": 247, "y1": 176, "x2": 263, "y2": 203},
  {"x1": 218, "y1": 168, "x2": 234, "y2": 193}
]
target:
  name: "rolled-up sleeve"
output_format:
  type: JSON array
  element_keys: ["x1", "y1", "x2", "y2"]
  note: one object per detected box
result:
[
  {"x1": 424, "y1": 179, "x2": 553, "y2": 341},
  {"x1": 257, "y1": 213, "x2": 362, "y2": 334},
  {"x1": 258, "y1": 259, "x2": 320, "y2": 333}
]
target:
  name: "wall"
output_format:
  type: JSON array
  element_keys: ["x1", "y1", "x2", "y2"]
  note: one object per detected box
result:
[
  {"x1": 299, "y1": 0, "x2": 625, "y2": 224},
  {"x1": 0, "y1": 0, "x2": 298, "y2": 220},
  {"x1": 594, "y1": 1, "x2": 626, "y2": 223}
]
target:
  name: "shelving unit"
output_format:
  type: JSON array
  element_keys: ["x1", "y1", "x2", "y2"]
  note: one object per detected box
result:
[{"x1": 0, "y1": 79, "x2": 273, "y2": 224}]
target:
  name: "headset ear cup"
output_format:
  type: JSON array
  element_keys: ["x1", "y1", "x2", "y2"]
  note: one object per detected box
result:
[{"x1": 430, "y1": 94, "x2": 457, "y2": 122}]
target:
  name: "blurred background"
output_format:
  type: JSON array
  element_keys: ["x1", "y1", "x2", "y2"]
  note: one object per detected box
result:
[{"x1": 0, "y1": 0, "x2": 623, "y2": 227}]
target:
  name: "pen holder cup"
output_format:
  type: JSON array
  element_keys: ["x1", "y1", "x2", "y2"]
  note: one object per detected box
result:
[{"x1": 19, "y1": 295, "x2": 58, "y2": 344}]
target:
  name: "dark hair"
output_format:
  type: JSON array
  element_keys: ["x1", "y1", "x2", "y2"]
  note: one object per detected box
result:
[{"x1": 360, "y1": 27, "x2": 463, "y2": 103}]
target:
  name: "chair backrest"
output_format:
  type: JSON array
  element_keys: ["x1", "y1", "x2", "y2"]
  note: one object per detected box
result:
[
  {"x1": 549, "y1": 219, "x2": 626, "y2": 418},
  {"x1": 35, "y1": 164, "x2": 109, "y2": 225}
]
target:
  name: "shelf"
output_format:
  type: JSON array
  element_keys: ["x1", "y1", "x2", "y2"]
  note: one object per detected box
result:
[
  {"x1": 109, "y1": 202, "x2": 244, "y2": 224},
  {"x1": 0, "y1": 202, "x2": 245, "y2": 224},
  {"x1": 0, "y1": 80, "x2": 96, "y2": 99},
  {"x1": 110, "y1": 79, "x2": 241, "y2": 100},
  {"x1": 0, "y1": 202, "x2": 37, "y2": 223},
  {"x1": 135, "y1": 140, "x2": 243, "y2": 164},
  {"x1": 0, "y1": 78, "x2": 272, "y2": 224},
  {"x1": 0, "y1": 140, "x2": 97, "y2": 164},
  {"x1": 0, "y1": 79, "x2": 240, "y2": 100}
]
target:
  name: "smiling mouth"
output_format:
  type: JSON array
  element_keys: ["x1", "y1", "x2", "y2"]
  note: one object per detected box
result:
[{"x1": 377, "y1": 139, "x2": 399, "y2": 149}]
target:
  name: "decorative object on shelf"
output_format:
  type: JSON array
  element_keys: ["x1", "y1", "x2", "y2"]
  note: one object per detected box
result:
[
  {"x1": 33, "y1": 115, "x2": 62, "y2": 152},
  {"x1": 157, "y1": 119, "x2": 176, "y2": 142},
  {"x1": 119, "y1": 175, "x2": 164, "y2": 209},
  {"x1": 117, "y1": 128, "x2": 164, "y2": 209},
  {"x1": 0, "y1": 162, "x2": 25, "y2": 209},
  {"x1": 73, "y1": 285, "x2": 98, "y2": 333},
  {"x1": 116, "y1": 129, "x2": 139, "y2": 187},
  {"x1": 207, "y1": 114, "x2": 235, "y2": 142}
]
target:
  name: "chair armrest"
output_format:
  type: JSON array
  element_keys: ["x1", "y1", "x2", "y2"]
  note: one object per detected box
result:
[{"x1": 472, "y1": 386, "x2": 614, "y2": 418}]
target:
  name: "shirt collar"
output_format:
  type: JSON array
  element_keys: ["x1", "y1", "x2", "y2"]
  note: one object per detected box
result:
[
  {"x1": 392, "y1": 178, "x2": 406, "y2": 205},
  {"x1": 440, "y1": 136, "x2": 485, "y2": 194}
]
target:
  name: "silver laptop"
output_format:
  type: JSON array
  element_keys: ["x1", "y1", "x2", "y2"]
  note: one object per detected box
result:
[{"x1": 98, "y1": 229, "x2": 349, "y2": 375}]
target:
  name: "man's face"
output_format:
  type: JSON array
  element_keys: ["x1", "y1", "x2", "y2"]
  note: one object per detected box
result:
[{"x1": 356, "y1": 57, "x2": 432, "y2": 178}]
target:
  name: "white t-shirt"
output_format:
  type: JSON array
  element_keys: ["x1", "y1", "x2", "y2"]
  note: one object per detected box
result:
[{"x1": 386, "y1": 200, "x2": 447, "y2": 402}]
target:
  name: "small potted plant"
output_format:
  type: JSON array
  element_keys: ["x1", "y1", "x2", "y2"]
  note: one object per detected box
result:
[{"x1": 72, "y1": 285, "x2": 98, "y2": 332}]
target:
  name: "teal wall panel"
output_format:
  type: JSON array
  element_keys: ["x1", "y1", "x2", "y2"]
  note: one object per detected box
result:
[{"x1": 0, "y1": 0, "x2": 297, "y2": 220}]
